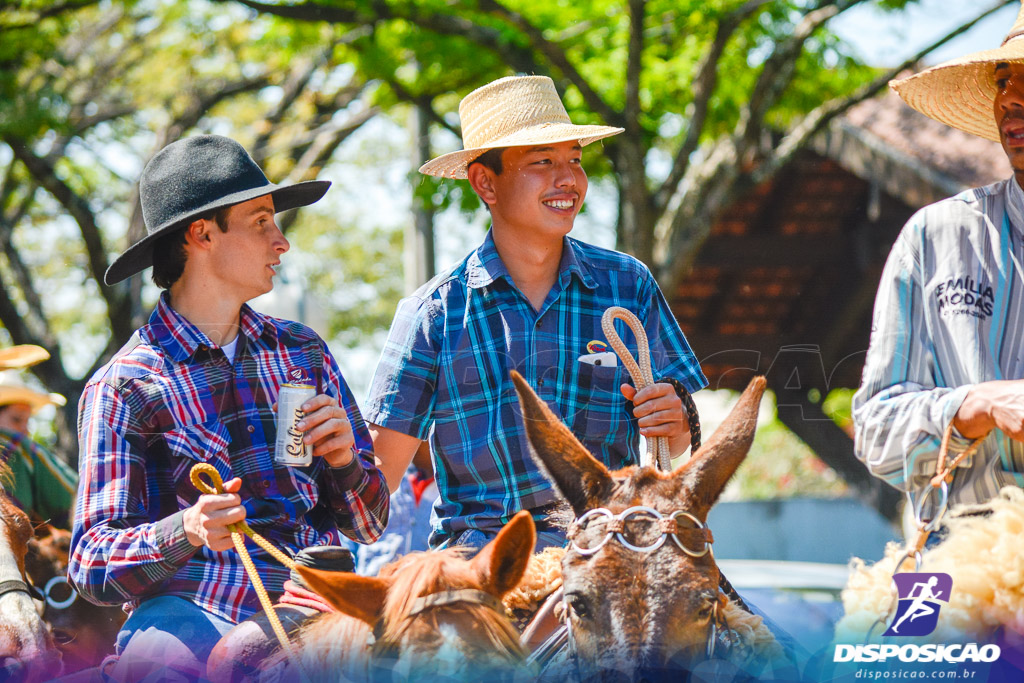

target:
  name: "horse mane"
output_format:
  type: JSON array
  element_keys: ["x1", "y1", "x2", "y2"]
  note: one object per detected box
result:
[{"x1": 376, "y1": 548, "x2": 525, "y2": 662}]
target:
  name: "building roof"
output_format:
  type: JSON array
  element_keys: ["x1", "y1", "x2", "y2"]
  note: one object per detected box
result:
[{"x1": 671, "y1": 91, "x2": 1008, "y2": 392}]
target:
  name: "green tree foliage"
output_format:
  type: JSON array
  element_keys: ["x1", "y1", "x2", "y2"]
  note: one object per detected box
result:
[
  {"x1": 0, "y1": 0, "x2": 384, "y2": 459},
  {"x1": 230, "y1": 0, "x2": 1012, "y2": 293}
]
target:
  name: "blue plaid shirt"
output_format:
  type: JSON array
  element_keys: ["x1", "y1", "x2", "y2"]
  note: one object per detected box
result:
[{"x1": 366, "y1": 232, "x2": 706, "y2": 544}]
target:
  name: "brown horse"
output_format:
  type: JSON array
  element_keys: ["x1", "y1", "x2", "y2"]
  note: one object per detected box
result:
[
  {"x1": 0, "y1": 492, "x2": 62, "y2": 681},
  {"x1": 270, "y1": 510, "x2": 536, "y2": 681},
  {"x1": 512, "y1": 372, "x2": 785, "y2": 680},
  {"x1": 24, "y1": 524, "x2": 125, "y2": 674}
]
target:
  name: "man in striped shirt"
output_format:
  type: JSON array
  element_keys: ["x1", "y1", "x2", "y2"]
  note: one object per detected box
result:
[
  {"x1": 71, "y1": 136, "x2": 388, "y2": 679},
  {"x1": 367, "y1": 76, "x2": 706, "y2": 550},
  {"x1": 854, "y1": 3, "x2": 1024, "y2": 515}
]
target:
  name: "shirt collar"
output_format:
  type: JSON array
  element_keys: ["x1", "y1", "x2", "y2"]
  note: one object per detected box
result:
[
  {"x1": 147, "y1": 292, "x2": 273, "y2": 362},
  {"x1": 465, "y1": 230, "x2": 597, "y2": 291},
  {"x1": 1007, "y1": 177, "x2": 1024, "y2": 234}
]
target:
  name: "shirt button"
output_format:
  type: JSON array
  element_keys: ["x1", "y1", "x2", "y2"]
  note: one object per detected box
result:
[
  {"x1": 535, "y1": 320, "x2": 542, "y2": 328},
  {"x1": 537, "y1": 378, "x2": 545, "y2": 387},
  {"x1": 262, "y1": 480, "x2": 271, "y2": 488},
  {"x1": 247, "y1": 425, "x2": 255, "y2": 433}
]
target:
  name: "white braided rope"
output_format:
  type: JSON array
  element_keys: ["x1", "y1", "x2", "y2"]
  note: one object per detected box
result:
[{"x1": 601, "y1": 307, "x2": 672, "y2": 470}]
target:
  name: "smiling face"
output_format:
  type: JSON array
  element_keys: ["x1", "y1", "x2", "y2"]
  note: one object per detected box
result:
[
  {"x1": 204, "y1": 195, "x2": 289, "y2": 303},
  {"x1": 994, "y1": 62, "x2": 1024, "y2": 182},
  {"x1": 474, "y1": 141, "x2": 588, "y2": 242}
]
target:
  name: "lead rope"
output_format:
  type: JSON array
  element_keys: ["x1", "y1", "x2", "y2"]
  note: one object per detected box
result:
[
  {"x1": 189, "y1": 463, "x2": 301, "y2": 669},
  {"x1": 601, "y1": 307, "x2": 673, "y2": 470},
  {"x1": 601, "y1": 307, "x2": 702, "y2": 468},
  {"x1": 864, "y1": 423, "x2": 987, "y2": 640}
]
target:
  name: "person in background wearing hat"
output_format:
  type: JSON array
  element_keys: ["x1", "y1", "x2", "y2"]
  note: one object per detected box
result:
[
  {"x1": 70, "y1": 135, "x2": 388, "y2": 679},
  {"x1": 0, "y1": 344, "x2": 76, "y2": 528},
  {"x1": 366, "y1": 76, "x2": 706, "y2": 550},
  {"x1": 854, "y1": 0, "x2": 1024, "y2": 513}
]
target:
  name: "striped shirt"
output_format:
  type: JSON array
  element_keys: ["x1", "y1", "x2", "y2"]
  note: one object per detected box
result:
[
  {"x1": 853, "y1": 177, "x2": 1024, "y2": 512},
  {"x1": 71, "y1": 294, "x2": 388, "y2": 623},
  {"x1": 366, "y1": 232, "x2": 706, "y2": 544},
  {"x1": 0, "y1": 429, "x2": 77, "y2": 528}
]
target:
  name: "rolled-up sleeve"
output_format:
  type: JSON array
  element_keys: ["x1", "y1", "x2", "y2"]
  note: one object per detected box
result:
[{"x1": 364, "y1": 295, "x2": 441, "y2": 439}]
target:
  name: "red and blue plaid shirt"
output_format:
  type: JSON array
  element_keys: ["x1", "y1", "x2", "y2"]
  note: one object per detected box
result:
[{"x1": 70, "y1": 294, "x2": 388, "y2": 623}]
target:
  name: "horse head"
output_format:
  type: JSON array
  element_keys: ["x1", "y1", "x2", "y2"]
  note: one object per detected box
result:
[
  {"x1": 295, "y1": 510, "x2": 535, "y2": 676},
  {"x1": 0, "y1": 496, "x2": 61, "y2": 682},
  {"x1": 512, "y1": 370, "x2": 765, "y2": 678},
  {"x1": 25, "y1": 524, "x2": 125, "y2": 674}
]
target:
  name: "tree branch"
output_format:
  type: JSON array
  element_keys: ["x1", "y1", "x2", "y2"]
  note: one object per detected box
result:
[
  {"x1": 655, "y1": 0, "x2": 768, "y2": 213},
  {"x1": 737, "y1": 0, "x2": 864, "y2": 146},
  {"x1": 3, "y1": 137, "x2": 134, "y2": 339},
  {"x1": 226, "y1": 0, "x2": 541, "y2": 74},
  {"x1": 756, "y1": 0, "x2": 1015, "y2": 184},
  {"x1": 385, "y1": 79, "x2": 462, "y2": 138},
  {"x1": 476, "y1": 0, "x2": 621, "y2": 126},
  {"x1": 624, "y1": 0, "x2": 645, "y2": 137}
]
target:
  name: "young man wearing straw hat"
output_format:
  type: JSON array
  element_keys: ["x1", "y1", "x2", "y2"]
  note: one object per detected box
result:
[
  {"x1": 854, "y1": 1, "x2": 1024, "y2": 514},
  {"x1": 366, "y1": 76, "x2": 706, "y2": 550},
  {"x1": 0, "y1": 345, "x2": 77, "y2": 528},
  {"x1": 70, "y1": 135, "x2": 388, "y2": 678}
]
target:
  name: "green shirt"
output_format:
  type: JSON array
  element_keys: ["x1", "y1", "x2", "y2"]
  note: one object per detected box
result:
[{"x1": 0, "y1": 428, "x2": 77, "y2": 528}]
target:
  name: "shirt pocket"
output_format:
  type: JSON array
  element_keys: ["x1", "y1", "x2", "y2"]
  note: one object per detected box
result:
[
  {"x1": 570, "y1": 360, "x2": 627, "y2": 443},
  {"x1": 163, "y1": 420, "x2": 232, "y2": 505}
]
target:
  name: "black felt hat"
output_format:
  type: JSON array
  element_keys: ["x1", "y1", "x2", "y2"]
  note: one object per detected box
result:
[{"x1": 104, "y1": 135, "x2": 330, "y2": 285}]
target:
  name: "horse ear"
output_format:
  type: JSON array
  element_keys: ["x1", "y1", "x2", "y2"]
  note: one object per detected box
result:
[
  {"x1": 676, "y1": 376, "x2": 766, "y2": 515},
  {"x1": 472, "y1": 510, "x2": 536, "y2": 596},
  {"x1": 511, "y1": 371, "x2": 613, "y2": 516},
  {"x1": 296, "y1": 566, "x2": 389, "y2": 626}
]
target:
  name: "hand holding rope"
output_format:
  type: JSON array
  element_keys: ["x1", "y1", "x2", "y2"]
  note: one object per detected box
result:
[
  {"x1": 189, "y1": 463, "x2": 299, "y2": 665},
  {"x1": 601, "y1": 306, "x2": 701, "y2": 470},
  {"x1": 865, "y1": 423, "x2": 987, "y2": 641}
]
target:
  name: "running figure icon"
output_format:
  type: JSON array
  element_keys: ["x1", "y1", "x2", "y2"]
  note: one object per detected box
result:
[{"x1": 890, "y1": 575, "x2": 944, "y2": 634}]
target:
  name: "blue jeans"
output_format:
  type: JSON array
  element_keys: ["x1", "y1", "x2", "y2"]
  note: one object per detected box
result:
[{"x1": 107, "y1": 595, "x2": 236, "y2": 682}]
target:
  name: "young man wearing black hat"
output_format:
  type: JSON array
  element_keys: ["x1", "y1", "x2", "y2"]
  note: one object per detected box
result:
[{"x1": 70, "y1": 135, "x2": 388, "y2": 679}]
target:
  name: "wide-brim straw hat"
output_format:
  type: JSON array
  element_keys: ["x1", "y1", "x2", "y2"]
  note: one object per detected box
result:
[
  {"x1": 419, "y1": 76, "x2": 624, "y2": 179},
  {"x1": 890, "y1": 1, "x2": 1024, "y2": 142},
  {"x1": 0, "y1": 371, "x2": 65, "y2": 412},
  {"x1": 0, "y1": 345, "x2": 50, "y2": 371},
  {"x1": 105, "y1": 135, "x2": 330, "y2": 285}
]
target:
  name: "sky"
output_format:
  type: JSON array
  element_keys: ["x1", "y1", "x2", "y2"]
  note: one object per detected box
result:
[{"x1": 833, "y1": 0, "x2": 1017, "y2": 67}]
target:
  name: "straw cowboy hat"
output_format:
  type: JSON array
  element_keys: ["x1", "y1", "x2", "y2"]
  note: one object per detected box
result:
[
  {"x1": 0, "y1": 345, "x2": 65, "y2": 411},
  {"x1": 104, "y1": 135, "x2": 330, "y2": 285},
  {"x1": 0, "y1": 372, "x2": 65, "y2": 412},
  {"x1": 0, "y1": 345, "x2": 50, "y2": 371},
  {"x1": 419, "y1": 76, "x2": 624, "y2": 179},
  {"x1": 890, "y1": 1, "x2": 1024, "y2": 142}
]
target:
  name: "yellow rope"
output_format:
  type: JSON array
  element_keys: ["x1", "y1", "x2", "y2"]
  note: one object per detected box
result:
[
  {"x1": 189, "y1": 463, "x2": 299, "y2": 666},
  {"x1": 600, "y1": 306, "x2": 672, "y2": 470}
]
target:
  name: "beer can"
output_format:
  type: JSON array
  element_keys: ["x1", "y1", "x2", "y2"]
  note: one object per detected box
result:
[{"x1": 275, "y1": 383, "x2": 316, "y2": 466}]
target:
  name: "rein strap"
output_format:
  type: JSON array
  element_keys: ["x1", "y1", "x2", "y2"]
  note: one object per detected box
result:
[{"x1": 0, "y1": 579, "x2": 36, "y2": 600}]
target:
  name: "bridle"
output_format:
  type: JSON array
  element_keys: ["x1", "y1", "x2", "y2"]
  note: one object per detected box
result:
[
  {"x1": 567, "y1": 505, "x2": 713, "y2": 556},
  {"x1": 535, "y1": 505, "x2": 744, "y2": 679}
]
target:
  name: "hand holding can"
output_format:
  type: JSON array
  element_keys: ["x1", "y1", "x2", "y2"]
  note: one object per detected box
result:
[
  {"x1": 275, "y1": 388, "x2": 356, "y2": 468},
  {"x1": 275, "y1": 384, "x2": 316, "y2": 466}
]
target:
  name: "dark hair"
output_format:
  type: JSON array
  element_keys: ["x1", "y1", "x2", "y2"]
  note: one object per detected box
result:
[
  {"x1": 469, "y1": 147, "x2": 505, "y2": 176},
  {"x1": 151, "y1": 207, "x2": 230, "y2": 289}
]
